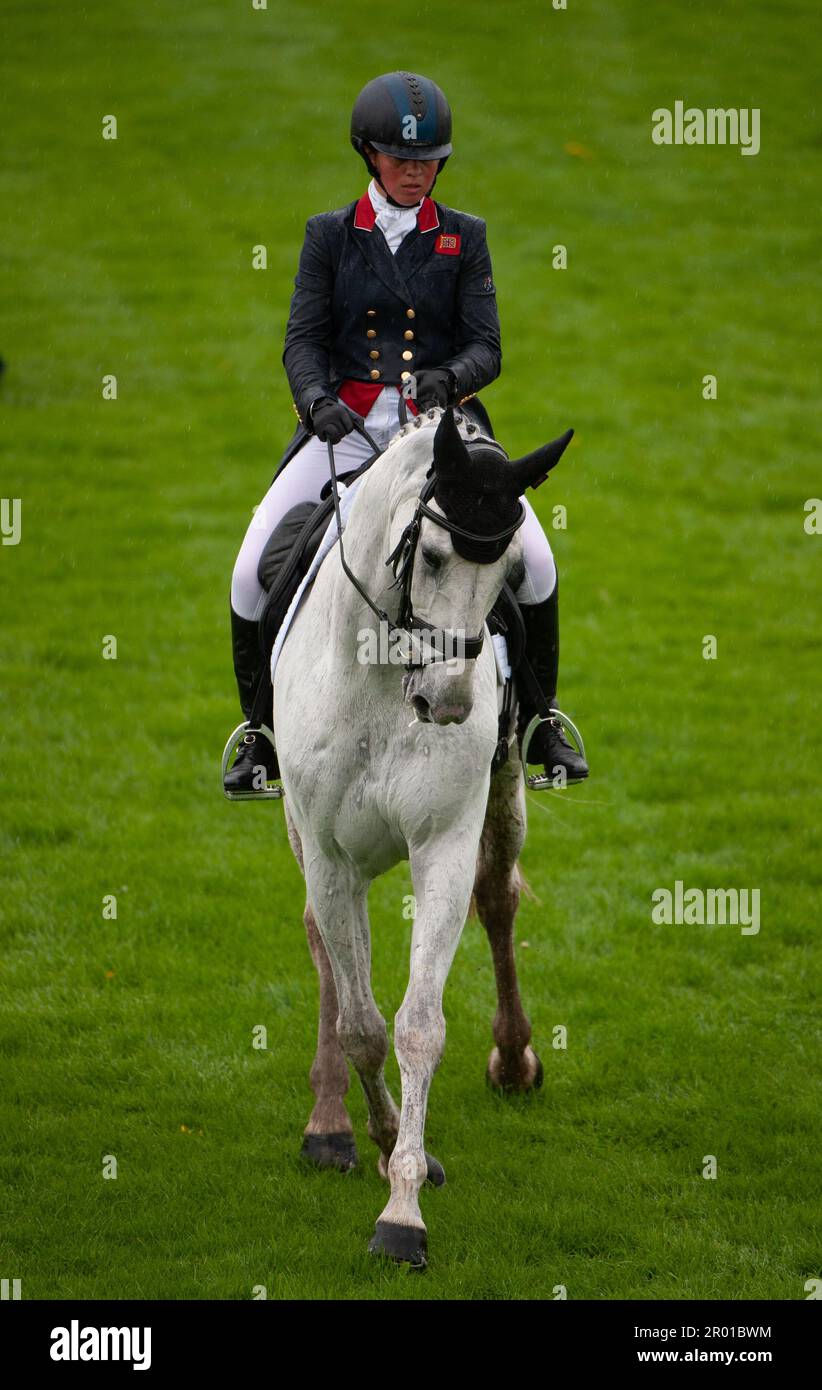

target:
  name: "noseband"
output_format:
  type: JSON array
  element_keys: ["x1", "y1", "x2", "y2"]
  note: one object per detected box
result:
[{"x1": 326, "y1": 423, "x2": 525, "y2": 672}]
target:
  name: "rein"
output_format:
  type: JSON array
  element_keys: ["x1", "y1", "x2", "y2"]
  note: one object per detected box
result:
[{"x1": 325, "y1": 413, "x2": 526, "y2": 672}]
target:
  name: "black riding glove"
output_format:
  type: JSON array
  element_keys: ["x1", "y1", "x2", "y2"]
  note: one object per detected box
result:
[
  {"x1": 310, "y1": 397, "x2": 356, "y2": 444},
  {"x1": 412, "y1": 368, "x2": 457, "y2": 409}
]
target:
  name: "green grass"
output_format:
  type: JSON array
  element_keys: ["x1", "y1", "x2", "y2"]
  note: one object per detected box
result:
[{"x1": 1, "y1": 0, "x2": 820, "y2": 1299}]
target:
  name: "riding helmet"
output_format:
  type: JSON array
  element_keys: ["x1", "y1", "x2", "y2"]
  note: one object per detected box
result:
[{"x1": 351, "y1": 71, "x2": 453, "y2": 192}]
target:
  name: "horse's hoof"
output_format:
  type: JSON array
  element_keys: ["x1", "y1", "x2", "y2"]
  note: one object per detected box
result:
[
  {"x1": 368, "y1": 1220, "x2": 428, "y2": 1270},
  {"x1": 300, "y1": 1132, "x2": 358, "y2": 1172},
  {"x1": 377, "y1": 1150, "x2": 446, "y2": 1186},
  {"x1": 425, "y1": 1151, "x2": 447, "y2": 1187},
  {"x1": 486, "y1": 1045, "x2": 544, "y2": 1093}
]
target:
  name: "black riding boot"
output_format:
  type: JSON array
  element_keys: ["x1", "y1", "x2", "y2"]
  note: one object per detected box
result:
[
  {"x1": 224, "y1": 605, "x2": 281, "y2": 793},
  {"x1": 517, "y1": 582, "x2": 589, "y2": 783}
]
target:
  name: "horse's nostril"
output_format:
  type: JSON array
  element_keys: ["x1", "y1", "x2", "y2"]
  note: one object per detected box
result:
[{"x1": 412, "y1": 694, "x2": 433, "y2": 722}]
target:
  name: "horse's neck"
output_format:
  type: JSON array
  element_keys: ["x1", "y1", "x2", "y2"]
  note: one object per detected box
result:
[{"x1": 321, "y1": 440, "x2": 425, "y2": 646}]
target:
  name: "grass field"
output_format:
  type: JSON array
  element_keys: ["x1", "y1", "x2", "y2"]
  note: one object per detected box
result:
[{"x1": 1, "y1": 0, "x2": 820, "y2": 1299}]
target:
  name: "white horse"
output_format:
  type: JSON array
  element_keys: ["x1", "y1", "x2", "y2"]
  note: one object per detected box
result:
[{"x1": 274, "y1": 405, "x2": 573, "y2": 1267}]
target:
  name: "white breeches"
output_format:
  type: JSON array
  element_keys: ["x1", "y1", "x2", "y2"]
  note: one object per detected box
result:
[{"x1": 231, "y1": 389, "x2": 556, "y2": 621}]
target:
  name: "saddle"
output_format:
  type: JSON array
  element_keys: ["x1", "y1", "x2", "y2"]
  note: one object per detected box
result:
[
  {"x1": 255, "y1": 460, "x2": 376, "y2": 685},
  {"x1": 247, "y1": 461, "x2": 529, "y2": 778}
]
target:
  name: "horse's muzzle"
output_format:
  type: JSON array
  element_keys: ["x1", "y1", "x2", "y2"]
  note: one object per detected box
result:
[{"x1": 403, "y1": 669, "x2": 472, "y2": 726}]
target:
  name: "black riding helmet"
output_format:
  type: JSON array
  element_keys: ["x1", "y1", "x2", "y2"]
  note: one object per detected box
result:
[{"x1": 351, "y1": 71, "x2": 452, "y2": 205}]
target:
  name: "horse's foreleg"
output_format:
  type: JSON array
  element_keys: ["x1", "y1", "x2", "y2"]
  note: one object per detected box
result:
[
  {"x1": 301, "y1": 900, "x2": 358, "y2": 1171},
  {"x1": 285, "y1": 809, "x2": 357, "y2": 1169},
  {"x1": 370, "y1": 823, "x2": 480, "y2": 1268},
  {"x1": 474, "y1": 756, "x2": 542, "y2": 1092},
  {"x1": 301, "y1": 850, "x2": 401, "y2": 1169}
]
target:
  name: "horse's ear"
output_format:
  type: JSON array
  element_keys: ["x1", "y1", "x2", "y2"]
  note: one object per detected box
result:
[
  {"x1": 508, "y1": 428, "x2": 574, "y2": 492},
  {"x1": 432, "y1": 406, "x2": 471, "y2": 476}
]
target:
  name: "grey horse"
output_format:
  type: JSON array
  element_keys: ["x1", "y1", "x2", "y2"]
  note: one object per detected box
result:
[{"x1": 274, "y1": 405, "x2": 573, "y2": 1267}]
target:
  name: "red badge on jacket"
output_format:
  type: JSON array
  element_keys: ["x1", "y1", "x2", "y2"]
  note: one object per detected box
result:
[{"x1": 435, "y1": 233, "x2": 461, "y2": 255}]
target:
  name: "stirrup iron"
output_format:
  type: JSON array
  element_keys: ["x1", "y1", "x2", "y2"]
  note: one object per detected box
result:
[
  {"x1": 520, "y1": 707, "x2": 586, "y2": 791},
  {"x1": 221, "y1": 722, "x2": 284, "y2": 801}
]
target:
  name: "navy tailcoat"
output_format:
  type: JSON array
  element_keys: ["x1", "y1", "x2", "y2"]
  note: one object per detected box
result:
[{"x1": 271, "y1": 191, "x2": 501, "y2": 481}]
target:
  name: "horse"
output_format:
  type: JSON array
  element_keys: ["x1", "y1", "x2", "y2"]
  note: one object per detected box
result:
[{"x1": 273, "y1": 404, "x2": 573, "y2": 1268}]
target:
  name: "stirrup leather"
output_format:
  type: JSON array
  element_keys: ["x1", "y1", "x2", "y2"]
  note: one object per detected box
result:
[
  {"x1": 520, "y1": 707, "x2": 587, "y2": 791},
  {"x1": 221, "y1": 722, "x2": 284, "y2": 801}
]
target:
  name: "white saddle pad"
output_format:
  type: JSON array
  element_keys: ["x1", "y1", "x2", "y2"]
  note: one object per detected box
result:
[{"x1": 270, "y1": 476, "x2": 364, "y2": 682}]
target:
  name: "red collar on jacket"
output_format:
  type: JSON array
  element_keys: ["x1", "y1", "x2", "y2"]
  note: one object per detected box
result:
[{"x1": 353, "y1": 192, "x2": 440, "y2": 233}]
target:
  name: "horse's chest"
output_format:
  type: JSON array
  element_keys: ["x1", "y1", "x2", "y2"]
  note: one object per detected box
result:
[{"x1": 336, "y1": 772, "x2": 409, "y2": 872}]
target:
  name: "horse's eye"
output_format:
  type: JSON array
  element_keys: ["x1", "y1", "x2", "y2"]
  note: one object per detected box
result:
[{"x1": 421, "y1": 548, "x2": 442, "y2": 571}]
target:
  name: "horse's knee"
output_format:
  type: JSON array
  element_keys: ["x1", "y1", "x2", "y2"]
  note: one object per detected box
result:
[
  {"x1": 474, "y1": 868, "x2": 519, "y2": 923},
  {"x1": 394, "y1": 1003, "x2": 446, "y2": 1074},
  {"x1": 337, "y1": 1003, "x2": 389, "y2": 1073}
]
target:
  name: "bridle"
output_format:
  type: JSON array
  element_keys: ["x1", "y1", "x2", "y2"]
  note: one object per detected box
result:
[
  {"x1": 223, "y1": 405, "x2": 585, "y2": 801},
  {"x1": 325, "y1": 414, "x2": 525, "y2": 672}
]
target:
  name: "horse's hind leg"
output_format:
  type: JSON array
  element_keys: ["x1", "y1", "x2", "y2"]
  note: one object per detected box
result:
[
  {"x1": 285, "y1": 808, "x2": 357, "y2": 1171},
  {"x1": 473, "y1": 755, "x2": 543, "y2": 1093}
]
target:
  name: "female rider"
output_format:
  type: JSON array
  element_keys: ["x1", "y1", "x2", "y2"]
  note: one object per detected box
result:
[{"x1": 224, "y1": 70, "x2": 588, "y2": 795}]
